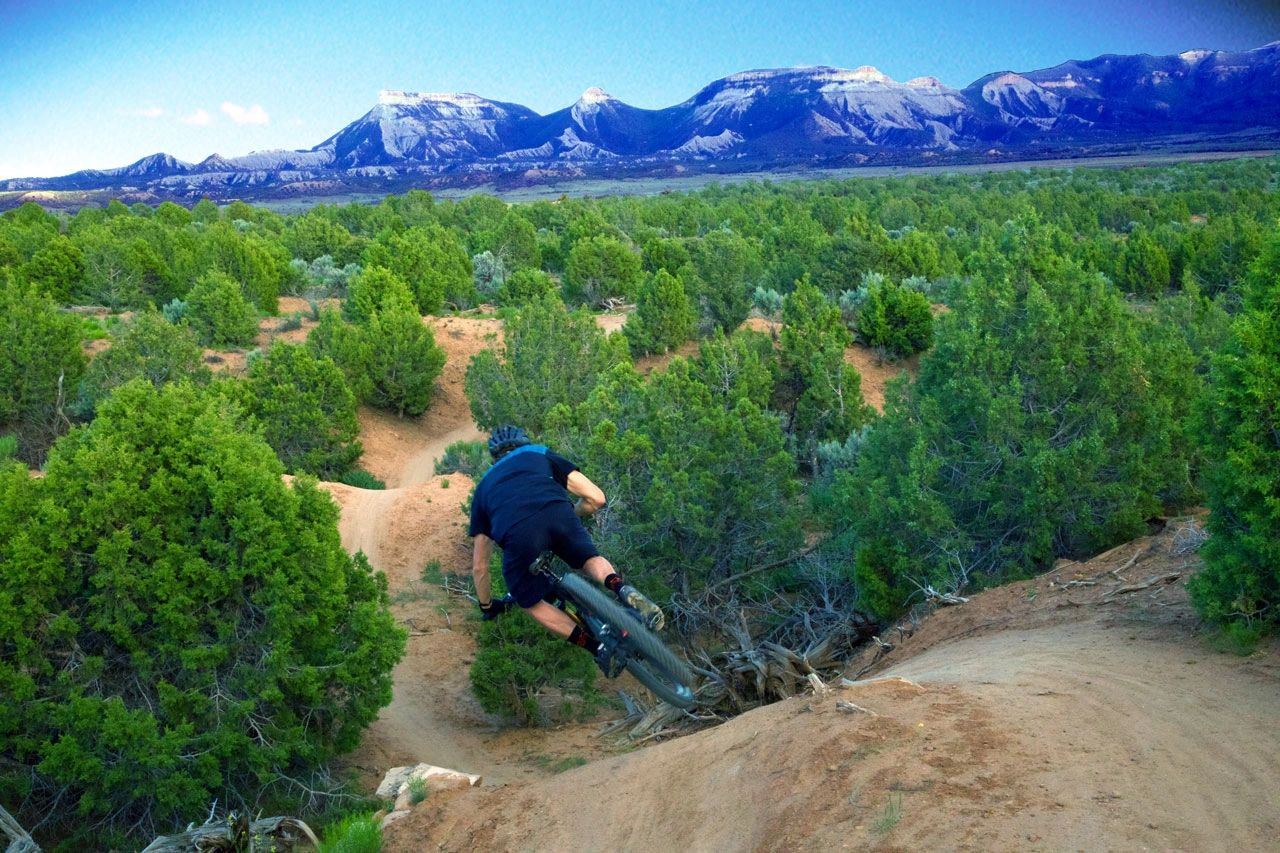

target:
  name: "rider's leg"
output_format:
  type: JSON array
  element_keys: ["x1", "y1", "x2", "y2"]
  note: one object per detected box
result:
[
  {"x1": 524, "y1": 601, "x2": 578, "y2": 637},
  {"x1": 581, "y1": 555, "x2": 616, "y2": 586},
  {"x1": 527, "y1": 600, "x2": 607, "y2": 668}
]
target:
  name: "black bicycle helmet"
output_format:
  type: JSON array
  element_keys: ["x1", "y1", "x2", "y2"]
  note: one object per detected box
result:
[{"x1": 488, "y1": 424, "x2": 531, "y2": 459}]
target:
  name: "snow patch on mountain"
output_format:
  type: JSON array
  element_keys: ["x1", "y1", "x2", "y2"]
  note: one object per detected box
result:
[
  {"x1": 379, "y1": 90, "x2": 490, "y2": 108},
  {"x1": 577, "y1": 87, "x2": 614, "y2": 106}
]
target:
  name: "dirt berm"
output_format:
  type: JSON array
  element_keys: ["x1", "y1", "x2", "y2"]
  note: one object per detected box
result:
[{"x1": 381, "y1": 522, "x2": 1280, "y2": 852}]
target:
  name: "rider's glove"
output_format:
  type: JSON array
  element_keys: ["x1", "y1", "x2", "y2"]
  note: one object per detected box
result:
[
  {"x1": 478, "y1": 594, "x2": 513, "y2": 620},
  {"x1": 618, "y1": 584, "x2": 665, "y2": 631}
]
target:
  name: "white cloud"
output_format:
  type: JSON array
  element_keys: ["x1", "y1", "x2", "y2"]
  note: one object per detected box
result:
[
  {"x1": 180, "y1": 108, "x2": 213, "y2": 126},
  {"x1": 221, "y1": 101, "x2": 270, "y2": 125},
  {"x1": 125, "y1": 106, "x2": 165, "y2": 119},
  {"x1": 290, "y1": 118, "x2": 304, "y2": 127}
]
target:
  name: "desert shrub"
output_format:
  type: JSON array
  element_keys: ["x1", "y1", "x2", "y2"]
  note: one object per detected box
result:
[
  {"x1": 856, "y1": 276, "x2": 934, "y2": 357},
  {"x1": 493, "y1": 268, "x2": 558, "y2": 307},
  {"x1": 563, "y1": 235, "x2": 642, "y2": 306},
  {"x1": 186, "y1": 270, "x2": 259, "y2": 347},
  {"x1": 162, "y1": 297, "x2": 188, "y2": 323},
  {"x1": 465, "y1": 293, "x2": 630, "y2": 434},
  {"x1": 434, "y1": 440, "x2": 490, "y2": 479},
  {"x1": 623, "y1": 269, "x2": 696, "y2": 356},
  {"x1": 75, "y1": 309, "x2": 211, "y2": 416},
  {"x1": 244, "y1": 340, "x2": 362, "y2": 478},
  {"x1": 470, "y1": 606, "x2": 601, "y2": 725},
  {"x1": 291, "y1": 254, "x2": 361, "y2": 298},
  {"x1": 0, "y1": 380, "x2": 405, "y2": 844},
  {"x1": 472, "y1": 250, "x2": 508, "y2": 301},
  {"x1": 0, "y1": 274, "x2": 87, "y2": 463},
  {"x1": 752, "y1": 286, "x2": 784, "y2": 319},
  {"x1": 1189, "y1": 229, "x2": 1280, "y2": 634}
]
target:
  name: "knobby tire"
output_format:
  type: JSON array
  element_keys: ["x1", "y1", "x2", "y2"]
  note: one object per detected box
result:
[{"x1": 557, "y1": 573, "x2": 695, "y2": 709}]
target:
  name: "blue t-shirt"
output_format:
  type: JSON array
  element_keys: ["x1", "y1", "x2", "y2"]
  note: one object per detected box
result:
[{"x1": 468, "y1": 445, "x2": 579, "y2": 545}]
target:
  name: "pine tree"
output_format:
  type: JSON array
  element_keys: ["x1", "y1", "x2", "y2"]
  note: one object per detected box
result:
[
  {"x1": 1189, "y1": 229, "x2": 1280, "y2": 636},
  {"x1": 623, "y1": 269, "x2": 697, "y2": 356}
]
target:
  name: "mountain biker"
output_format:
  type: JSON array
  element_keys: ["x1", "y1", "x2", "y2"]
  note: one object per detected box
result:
[{"x1": 469, "y1": 425, "x2": 665, "y2": 673}]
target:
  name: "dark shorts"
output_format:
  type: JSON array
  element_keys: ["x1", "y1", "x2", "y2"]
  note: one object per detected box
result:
[{"x1": 500, "y1": 502, "x2": 600, "y2": 608}]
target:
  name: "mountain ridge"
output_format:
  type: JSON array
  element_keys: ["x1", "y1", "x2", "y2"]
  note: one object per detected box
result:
[{"x1": 6, "y1": 42, "x2": 1279, "y2": 200}]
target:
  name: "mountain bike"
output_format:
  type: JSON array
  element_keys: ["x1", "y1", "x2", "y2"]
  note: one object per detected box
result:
[{"x1": 530, "y1": 552, "x2": 696, "y2": 709}]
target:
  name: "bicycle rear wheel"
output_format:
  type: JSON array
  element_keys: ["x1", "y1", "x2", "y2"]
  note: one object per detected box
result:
[{"x1": 557, "y1": 573, "x2": 695, "y2": 709}]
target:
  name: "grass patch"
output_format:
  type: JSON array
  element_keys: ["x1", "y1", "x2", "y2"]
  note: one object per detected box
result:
[
  {"x1": 871, "y1": 792, "x2": 903, "y2": 835},
  {"x1": 317, "y1": 811, "x2": 381, "y2": 853},
  {"x1": 407, "y1": 775, "x2": 428, "y2": 805},
  {"x1": 528, "y1": 753, "x2": 589, "y2": 773},
  {"x1": 339, "y1": 468, "x2": 387, "y2": 490},
  {"x1": 1203, "y1": 622, "x2": 1267, "y2": 656},
  {"x1": 421, "y1": 559, "x2": 444, "y2": 585}
]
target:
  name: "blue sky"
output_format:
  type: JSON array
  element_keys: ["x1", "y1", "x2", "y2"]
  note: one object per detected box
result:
[{"x1": 1, "y1": 0, "x2": 1276, "y2": 178}]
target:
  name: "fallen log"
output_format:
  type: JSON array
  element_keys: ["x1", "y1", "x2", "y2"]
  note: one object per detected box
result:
[
  {"x1": 1, "y1": 804, "x2": 40, "y2": 853},
  {"x1": 139, "y1": 814, "x2": 319, "y2": 852}
]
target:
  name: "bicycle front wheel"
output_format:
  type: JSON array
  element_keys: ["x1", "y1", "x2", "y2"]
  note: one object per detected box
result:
[{"x1": 557, "y1": 573, "x2": 695, "y2": 709}]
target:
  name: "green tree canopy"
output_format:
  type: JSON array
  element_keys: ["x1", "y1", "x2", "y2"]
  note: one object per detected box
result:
[
  {"x1": 0, "y1": 274, "x2": 87, "y2": 463},
  {"x1": 623, "y1": 269, "x2": 697, "y2": 357},
  {"x1": 780, "y1": 277, "x2": 874, "y2": 465},
  {"x1": 563, "y1": 235, "x2": 642, "y2": 306},
  {"x1": 18, "y1": 235, "x2": 84, "y2": 302},
  {"x1": 688, "y1": 230, "x2": 762, "y2": 333},
  {"x1": 186, "y1": 270, "x2": 259, "y2": 347},
  {"x1": 465, "y1": 293, "x2": 630, "y2": 435},
  {"x1": 856, "y1": 276, "x2": 935, "y2": 358},
  {"x1": 834, "y1": 260, "x2": 1196, "y2": 618},
  {"x1": 545, "y1": 359, "x2": 802, "y2": 597},
  {"x1": 75, "y1": 310, "x2": 210, "y2": 416},
  {"x1": 243, "y1": 340, "x2": 362, "y2": 478},
  {"x1": 1189, "y1": 229, "x2": 1280, "y2": 635},
  {"x1": 0, "y1": 380, "x2": 404, "y2": 844},
  {"x1": 362, "y1": 223, "x2": 472, "y2": 313},
  {"x1": 344, "y1": 264, "x2": 415, "y2": 325}
]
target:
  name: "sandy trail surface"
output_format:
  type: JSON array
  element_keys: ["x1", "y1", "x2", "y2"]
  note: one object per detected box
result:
[{"x1": 380, "y1": 520, "x2": 1280, "y2": 851}]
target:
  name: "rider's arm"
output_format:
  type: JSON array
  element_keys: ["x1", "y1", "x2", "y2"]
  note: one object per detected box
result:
[
  {"x1": 472, "y1": 534, "x2": 494, "y2": 606},
  {"x1": 566, "y1": 470, "x2": 607, "y2": 518}
]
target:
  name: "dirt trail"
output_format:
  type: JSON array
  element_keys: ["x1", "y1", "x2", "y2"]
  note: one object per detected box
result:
[
  {"x1": 382, "y1": 520, "x2": 1280, "y2": 851},
  {"x1": 320, "y1": 312, "x2": 633, "y2": 788}
]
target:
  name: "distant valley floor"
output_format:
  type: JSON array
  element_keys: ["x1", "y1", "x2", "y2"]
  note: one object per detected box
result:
[{"x1": 3, "y1": 148, "x2": 1277, "y2": 213}]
